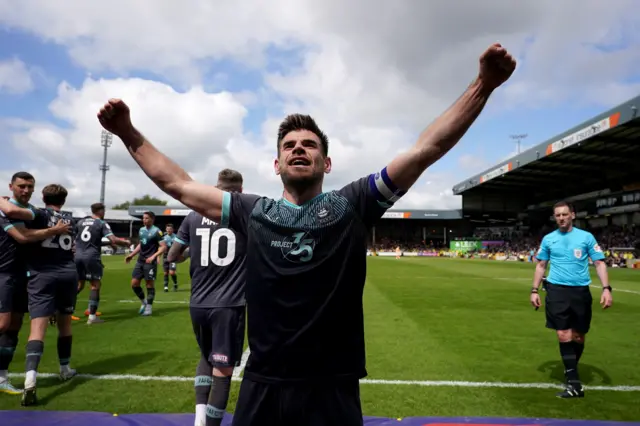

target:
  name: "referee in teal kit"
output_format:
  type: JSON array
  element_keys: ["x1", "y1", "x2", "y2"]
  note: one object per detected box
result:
[{"x1": 530, "y1": 201, "x2": 612, "y2": 399}]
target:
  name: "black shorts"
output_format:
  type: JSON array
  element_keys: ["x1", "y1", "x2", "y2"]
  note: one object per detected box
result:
[
  {"x1": 0, "y1": 272, "x2": 28, "y2": 314},
  {"x1": 132, "y1": 261, "x2": 157, "y2": 281},
  {"x1": 163, "y1": 260, "x2": 177, "y2": 273},
  {"x1": 27, "y1": 269, "x2": 78, "y2": 318},
  {"x1": 190, "y1": 306, "x2": 245, "y2": 368},
  {"x1": 232, "y1": 378, "x2": 363, "y2": 426},
  {"x1": 545, "y1": 283, "x2": 593, "y2": 333},
  {"x1": 76, "y1": 257, "x2": 104, "y2": 281}
]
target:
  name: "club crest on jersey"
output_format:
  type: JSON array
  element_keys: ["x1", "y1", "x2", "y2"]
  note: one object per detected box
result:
[
  {"x1": 574, "y1": 248, "x2": 582, "y2": 258},
  {"x1": 316, "y1": 204, "x2": 334, "y2": 225}
]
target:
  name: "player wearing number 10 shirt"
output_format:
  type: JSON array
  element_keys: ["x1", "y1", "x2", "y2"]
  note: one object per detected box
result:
[
  {"x1": 21, "y1": 184, "x2": 78, "y2": 406},
  {"x1": 168, "y1": 169, "x2": 247, "y2": 426},
  {"x1": 98, "y1": 44, "x2": 516, "y2": 426}
]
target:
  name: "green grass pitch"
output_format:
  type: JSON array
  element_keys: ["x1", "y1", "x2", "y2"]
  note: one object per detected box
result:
[{"x1": 1, "y1": 256, "x2": 639, "y2": 421}]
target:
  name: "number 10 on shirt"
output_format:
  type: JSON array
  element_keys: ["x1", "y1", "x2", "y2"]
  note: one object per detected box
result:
[{"x1": 195, "y1": 228, "x2": 236, "y2": 267}]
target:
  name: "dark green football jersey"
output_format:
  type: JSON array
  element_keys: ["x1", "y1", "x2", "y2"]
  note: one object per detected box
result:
[{"x1": 222, "y1": 172, "x2": 403, "y2": 382}]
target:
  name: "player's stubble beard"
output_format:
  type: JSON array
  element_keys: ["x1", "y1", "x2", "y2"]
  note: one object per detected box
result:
[
  {"x1": 13, "y1": 191, "x2": 32, "y2": 206},
  {"x1": 279, "y1": 155, "x2": 325, "y2": 196}
]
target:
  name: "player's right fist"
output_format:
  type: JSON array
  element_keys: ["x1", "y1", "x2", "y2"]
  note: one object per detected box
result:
[{"x1": 97, "y1": 98, "x2": 134, "y2": 137}]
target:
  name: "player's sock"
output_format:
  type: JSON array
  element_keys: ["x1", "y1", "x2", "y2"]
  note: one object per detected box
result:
[
  {"x1": 171, "y1": 275, "x2": 178, "y2": 286},
  {"x1": 573, "y1": 341, "x2": 585, "y2": 363},
  {"x1": 24, "y1": 340, "x2": 44, "y2": 388},
  {"x1": 57, "y1": 335, "x2": 72, "y2": 368},
  {"x1": 206, "y1": 375, "x2": 232, "y2": 426},
  {"x1": 89, "y1": 289, "x2": 100, "y2": 316},
  {"x1": 559, "y1": 341, "x2": 580, "y2": 383},
  {"x1": 146, "y1": 287, "x2": 155, "y2": 305},
  {"x1": 133, "y1": 286, "x2": 145, "y2": 301},
  {"x1": 164, "y1": 275, "x2": 169, "y2": 289},
  {"x1": 0, "y1": 331, "x2": 19, "y2": 381},
  {"x1": 195, "y1": 357, "x2": 212, "y2": 424}
]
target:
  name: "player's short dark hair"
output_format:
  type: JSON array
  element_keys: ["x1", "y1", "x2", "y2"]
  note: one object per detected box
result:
[
  {"x1": 166, "y1": 223, "x2": 174, "y2": 228},
  {"x1": 143, "y1": 211, "x2": 155, "y2": 220},
  {"x1": 277, "y1": 114, "x2": 329, "y2": 157},
  {"x1": 11, "y1": 171, "x2": 35, "y2": 183},
  {"x1": 91, "y1": 203, "x2": 106, "y2": 214},
  {"x1": 217, "y1": 169, "x2": 243, "y2": 192},
  {"x1": 42, "y1": 184, "x2": 68, "y2": 207},
  {"x1": 553, "y1": 200, "x2": 574, "y2": 213}
]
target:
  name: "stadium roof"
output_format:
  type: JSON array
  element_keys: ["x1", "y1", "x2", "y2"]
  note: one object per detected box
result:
[
  {"x1": 452, "y1": 94, "x2": 640, "y2": 200},
  {"x1": 128, "y1": 206, "x2": 463, "y2": 220},
  {"x1": 64, "y1": 207, "x2": 140, "y2": 222}
]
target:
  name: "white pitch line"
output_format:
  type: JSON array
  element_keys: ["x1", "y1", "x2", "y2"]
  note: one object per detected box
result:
[
  {"x1": 232, "y1": 348, "x2": 251, "y2": 378},
  {"x1": 116, "y1": 299, "x2": 190, "y2": 304},
  {"x1": 6, "y1": 372, "x2": 640, "y2": 392}
]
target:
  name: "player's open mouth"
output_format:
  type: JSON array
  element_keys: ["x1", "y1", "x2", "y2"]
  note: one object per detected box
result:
[{"x1": 289, "y1": 157, "x2": 311, "y2": 167}]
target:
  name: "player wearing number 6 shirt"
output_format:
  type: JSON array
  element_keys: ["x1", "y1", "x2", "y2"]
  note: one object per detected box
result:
[
  {"x1": 75, "y1": 203, "x2": 131, "y2": 324},
  {"x1": 167, "y1": 169, "x2": 247, "y2": 426},
  {"x1": 20, "y1": 184, "x2": 79, "y2": 406},
  {"x1": 98, "y1": 42, "x2": 516, "y2": 426}
]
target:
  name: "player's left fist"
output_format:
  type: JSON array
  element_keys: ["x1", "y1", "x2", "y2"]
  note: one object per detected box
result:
[
  {"x1": 478, "y1": 43, "x2": 516, "y2": 91},
  {"x1": 97, "y1": 98, "x2": 134, "y2": 137}
]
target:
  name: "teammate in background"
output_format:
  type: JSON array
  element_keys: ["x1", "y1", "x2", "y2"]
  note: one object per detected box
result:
[
  {"x1": 162, "y1": 224, "x2": 178, "y2": 292},
  {"x1": 167, "y1": 169, "x2": 247, "y2": 426},
  {"x1": 530, "y1": 201, "x2": 612, "y2": 399},
  {"x1": 0, "y1": 174, "x2": 70, "y2": 395},
  {"x1": 395, "y1": 246, "x2": 401, "y2": 259},
  {"x1": 19, "y1": 184, "x2": 79, "y2": 406},
  {"x1": 99, "y1": 43, "x2": 516, "y2": 425},
  {"x1": 75, "y1": 203, "x2": 131, "y2": 324},
  {"x1": 125, "y1": 212, "x2": 166, "y2": 316}
]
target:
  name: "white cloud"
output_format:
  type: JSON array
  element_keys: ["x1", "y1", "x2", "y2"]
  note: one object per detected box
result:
[
  {"x1": 1, "y1": 1, "x2": 639, "y2": 209},
  {"x1": 0, "y1": 57, "x2": 34, "y2": 94}
]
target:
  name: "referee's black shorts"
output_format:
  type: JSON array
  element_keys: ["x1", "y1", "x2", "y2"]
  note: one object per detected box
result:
[{"x1": 545, "y1": 282, "x2": 593, "y2": 333}]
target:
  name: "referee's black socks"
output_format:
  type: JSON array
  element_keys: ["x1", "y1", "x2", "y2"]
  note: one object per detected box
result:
[
  {"x1": 573, "y1": 341, "x2": 585, "y2": 363},
  {"x1": 559, "y1": 341, "x2": 580, "y2": 383}
]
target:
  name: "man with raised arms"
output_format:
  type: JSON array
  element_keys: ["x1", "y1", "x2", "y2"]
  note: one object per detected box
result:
[{"x1": 98, "y1": 43, "x2": 516, "y2": 426}]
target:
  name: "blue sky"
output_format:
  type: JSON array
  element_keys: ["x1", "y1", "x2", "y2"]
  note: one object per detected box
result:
[{"x1": 0, "y1": 2, "x2": 638, "y2": 208}]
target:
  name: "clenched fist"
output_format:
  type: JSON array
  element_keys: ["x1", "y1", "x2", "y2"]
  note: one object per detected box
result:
[
  {"x1": 478, "y1": 43, "x2": 516, "y2": 91},
  {"x1": 97, "y1": 98, "x2": 134, "y2": 137}
]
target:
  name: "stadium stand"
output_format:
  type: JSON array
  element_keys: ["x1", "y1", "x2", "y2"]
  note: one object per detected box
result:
[{"x1": 450, "y1": 94, "x2": 640, "y2": 267}]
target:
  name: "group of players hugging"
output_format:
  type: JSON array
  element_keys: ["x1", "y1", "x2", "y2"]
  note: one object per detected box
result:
[{"x1": 0, "y1": 171, "x2": 178, "y2": 406}]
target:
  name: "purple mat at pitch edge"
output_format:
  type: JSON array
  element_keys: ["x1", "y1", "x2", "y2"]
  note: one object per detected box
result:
[{"x1": 2, "y1": 411, "x2": 640, "y2": 426}]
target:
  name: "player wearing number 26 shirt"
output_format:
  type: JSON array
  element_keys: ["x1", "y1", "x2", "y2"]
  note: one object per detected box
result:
[
  {"x1": 20, "y1": 184, "x2": 78, "y2": 406},
  {"x1": 99, "y1": 45, "x2": 516, "y2": 425}
]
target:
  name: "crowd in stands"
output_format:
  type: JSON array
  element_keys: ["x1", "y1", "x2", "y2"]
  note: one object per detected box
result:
[{"x1": 369, "y1": 224, "x2": 639, "y2": 266}]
